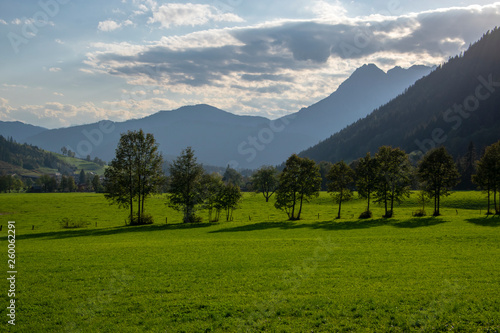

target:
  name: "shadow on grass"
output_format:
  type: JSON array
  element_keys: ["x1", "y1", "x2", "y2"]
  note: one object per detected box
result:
[
  {"x1": 13, "y1": 222, "x2": 216, "y2": 241},
  {"x1": 466, "y1": 215, "x2": 500, "y2": 227},
  {"x1": 210, "y1": 218, "x2": 393, "y2": 233},
  {"x1": 392, "y1": 217, "x2": 448, "y2": 228}
]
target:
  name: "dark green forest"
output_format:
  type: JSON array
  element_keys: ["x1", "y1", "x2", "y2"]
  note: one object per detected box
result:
[{"x1": 0, "y1": 135, "x2": 74, "y2": 174}]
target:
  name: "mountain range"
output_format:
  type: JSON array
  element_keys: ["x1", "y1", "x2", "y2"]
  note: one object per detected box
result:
[
  {"x1": 300, "y1": 27, "x2": 500, "y2": 164},
  {"x1": 0, "y1": 63, "x2": 433, "y2": 169}
]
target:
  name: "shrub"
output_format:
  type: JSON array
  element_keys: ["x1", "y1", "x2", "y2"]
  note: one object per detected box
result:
[
  {"x1": 129, "y1": 213, "x2": 154, "y2": 225},
  {"x1": 413, "y1": 209, "x2": 427, "y2": 217},
  {"x1": 359, "y1": 211, "x2": 373, "y2": 219},
  {"x1": 59, "y1": 217, "x2": 90, "y2": 229}
]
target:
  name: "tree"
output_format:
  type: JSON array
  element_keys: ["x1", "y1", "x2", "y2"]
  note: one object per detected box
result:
[
  {"x1": 198, "y1": 172, "x2": 225, "y2": 222},
  {"x1": 473, "y1": 140, "x2": 500, "y2": 214},
  {"x1": 104, "y1": 130, "x2": 164, "y2": 225},
  {"x1": 92, "y1": 175, "x2": 103, "y2": 193},
  {"x1": 167, "y1": 147, "x2": 205, "y2": 223},
  {"x1": 327, "y1": 160, "x2": 355, "y2": 219},
  {"x1": 318, "y1": 161, "x2": 333, "y2": 191},
  {"x1": 61, "y1": 146, "x2": 68, "y2": 156},
  {"x1": 251, "y1": 166, "x2": 278, "y2": 202},
  {"x1": 418, "y1": 147, "x2": 460, "y2": 216},
  {"x1": 67, "y1": 176, "x2": 77, "y2": 192},
  {"x1": 457, "y1": 142, "x2": 477, "y2": 190},
  {"x1": 216, "y1": 183, "x2": 242, "y2": 222},
  {"x1": 374, "y1": 146, "x2": 413, "y2": 218},
  {"x1": 79, "y1": 169, "x2": 86, "y2": 185},
  {"x1": 222, "y1": 165, "x2": 243, "y2": 187},
  {"x1": 355, "y1": 153, "x2": 379, "y2": 216},
  {"x1": 274, "y1": 154, "x2": 321, "y2": 220}
]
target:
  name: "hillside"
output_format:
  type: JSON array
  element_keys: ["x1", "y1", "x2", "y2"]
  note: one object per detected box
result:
[
  {"x1": 300, "y1": 27, "x2": 500, "y2": 164},
  {"x1": 277, "y1": 64, "x2": 433, "y2": 143},
  {"x1": 0, "y1": 121, "x2": 47, "y2": 143},
  {"x1": 0, "y1": 135, "x2": 105, "y2": 177}
]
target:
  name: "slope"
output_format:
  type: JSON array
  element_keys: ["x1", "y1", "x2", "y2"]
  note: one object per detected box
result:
[
  {"x1": 0, "y1": 121, "x2": 47, "y2": 143},
  {"x1": 300, "y1": 27, "x2": 500, "y2": 164},
  {"x1": 277, "y1": 64, "x2": 433, "y2": 144}
]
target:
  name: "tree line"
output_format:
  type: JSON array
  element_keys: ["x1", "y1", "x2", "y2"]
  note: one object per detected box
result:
[
  {"x1": 103, "y1": 130, "x2": 500, "y2": 225},
  {"x1": 0, "y1": 170, "x2": 104, "y2": 193}
]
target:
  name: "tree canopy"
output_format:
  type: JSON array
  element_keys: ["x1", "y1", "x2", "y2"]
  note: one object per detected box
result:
[
  {"x1": 104, "y1": 130, "x2": 164, "y2": 225},
  {"x1": 275, "y1": 154, "x2": 321, "y2": 220}
]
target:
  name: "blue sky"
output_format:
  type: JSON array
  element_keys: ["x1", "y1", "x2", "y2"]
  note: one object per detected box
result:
[{"x1": 1, "y1": 0, "x2": 499, "y2": 128}]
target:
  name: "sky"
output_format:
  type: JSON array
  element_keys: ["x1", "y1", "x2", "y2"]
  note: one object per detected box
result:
[{"x1": 1, "y1": 0, "x2": 499, "y2": 129}]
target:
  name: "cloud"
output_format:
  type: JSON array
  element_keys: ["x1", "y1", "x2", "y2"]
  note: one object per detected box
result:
[
  {"x1": 307, "y1": 0, "x2": 348, "y2": 22},
  {"x1": 98, "y1": 19, "x2": 133, "y2": 32},
  {"x1": 0, "y1": 19, "x2": 7, "y2": 25},
  {"x1": 48, "y1": 67, "x2": 62, "y2": 72},
  {"x1": 98, "y1": 20, "x2": 121, "y2": 32},
  {"x1": 81, "y1": 3, "x2": 500, "y2": 119},
  {"x1": 53, "y1": 92, "x2": 64, "y2": 96},
  {"x1": 148, "y1": 3, "x2": 244, "y2": 28},
  {"x1": 0, "y1": 99, "x2": 139, "y2": 129}
]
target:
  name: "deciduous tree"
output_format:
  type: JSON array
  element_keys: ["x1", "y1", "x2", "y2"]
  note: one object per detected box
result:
[
  {"x1": 274, "y1": 154, "x2": 321, "y2": 220},
  {"x1": 374, "y1": 146, "x2": 413, "y2": 218},
  {"x1": 251, "y1": 166, "x2": 278, "y2": 202},
  {"x1": 167, "y1": 147, "x2": 205, "y2": 223},
  {"x1": 473, "y1": 140, "x2": 500, "y2": 214},
  {"x1": 418, "y1": 147, "x2": 460, "y2": 216},
  {"x1": 327, "y1": 160, "x2": 355, "y2": 219},
  {"x1": 104, "y1": 130, "x2": 164, "y2": 225},
  {"x1": 355, "y1": 153, "x2": 379, "y2": 216}
]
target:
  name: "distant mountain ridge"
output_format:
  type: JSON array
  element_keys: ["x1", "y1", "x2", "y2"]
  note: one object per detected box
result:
[
  {"x1": 2, "y1": 63, "x2": 434, "y2": 169},
  {"x1": 300, "y1": 27, "x2": 500, "y2": 164},
  {"x1": 278, "y1": 64, "x2": 434, "y2": 144},
  {"x1": 0, "y1": 121, "x2": 47, "y2": 143}
]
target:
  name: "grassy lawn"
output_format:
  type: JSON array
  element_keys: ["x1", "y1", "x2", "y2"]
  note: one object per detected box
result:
[{"x1": 1, "y1": 192, "x2": 499, "y2": 332}]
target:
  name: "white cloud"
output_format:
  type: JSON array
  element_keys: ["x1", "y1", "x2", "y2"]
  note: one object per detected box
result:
[
  {"x1": 53, "y1": 92, "x2": 64, "y2": 96},
  {"x1": 0, "y1": 100, "x2": 139, "y2": 129},
  {"x1": 98, "y1": 19, "x2": 135, "y2": 32},
  {"x1": 55, "y1": 39, "x2": 64, "y2": 44},
  {"x1": 98, "y1": 20, "x2": 122, "y2": 32},
  {"x1": 148, "y1": 3, "x2": 244, "y2": 28},
  {"x1": 308, "y1": 0, "x2": 348, "y2": 22},
  {"x1": 48, "y1": 67, "x2": 62, "y2": 72},
  {"x1": 0, "y1": 19, "x2": 7, "y2": 25}
]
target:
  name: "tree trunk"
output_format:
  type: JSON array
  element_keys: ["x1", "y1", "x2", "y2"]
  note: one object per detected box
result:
[
  {"x1": 337, "y1": 199, "x2": 342, "y2": 219},
  {"x1": 297, "y1": 193, "x2": 304, "y2": 220}
]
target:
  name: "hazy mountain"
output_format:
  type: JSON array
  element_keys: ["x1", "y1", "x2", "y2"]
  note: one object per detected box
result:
[
  {"x1": 21, "y1": 62, "x2": 432, "y2": 169},
  {"x1": 300, "y1": 27, "x2": 500, "y2": 164},
  {"x1": 0, "y1": 121, "x2": 47, "y2": 143},
  {"x1": 277, "y1": 64, "x2": 434, "y2": 145}
]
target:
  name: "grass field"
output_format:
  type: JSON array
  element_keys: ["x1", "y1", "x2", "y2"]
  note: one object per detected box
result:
[{"x1": 1, "y1": 192, "x2": 499, "y2": 332}]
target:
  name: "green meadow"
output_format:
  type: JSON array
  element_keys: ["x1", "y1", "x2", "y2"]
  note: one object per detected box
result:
[{"x1": 1, "y1": 192, "x2": 499, "y2": 332}]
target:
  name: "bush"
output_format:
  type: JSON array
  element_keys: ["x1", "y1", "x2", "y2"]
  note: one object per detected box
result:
[
  {"x1": 129, "y1": 213, "x2": 154, "y2": 225},
  {"x1": 359, "y1": 211, "x2": 373, "y2": 219},
  {"x1": 59, "y1": 217, "x2": 90, "y2": 229},
  {"x1": 413, "y1": 209, "x2": 427, "y2": 217}
]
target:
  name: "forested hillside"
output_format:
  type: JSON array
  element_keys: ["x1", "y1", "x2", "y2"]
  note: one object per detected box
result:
[
  {"x1": 301, "y1": 27, "x2": 500, "y2": 164},
  {"x1": 0, "y1": 135, "x2": 76, "y2": 174}
]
